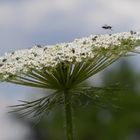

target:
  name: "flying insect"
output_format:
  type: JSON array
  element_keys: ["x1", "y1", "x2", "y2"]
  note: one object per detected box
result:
[{"x1": 102, "y1": 25, "x2": 112, "y2": 30}]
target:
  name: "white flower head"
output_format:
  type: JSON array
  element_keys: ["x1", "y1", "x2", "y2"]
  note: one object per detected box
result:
[{"x1": 0, "y1": 31, "x2": 140, "y2": 82}]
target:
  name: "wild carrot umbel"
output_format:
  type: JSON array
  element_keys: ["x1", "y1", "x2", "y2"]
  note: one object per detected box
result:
[{"x1": 1, "y1": 31, "x2": 140, "y2": 140}]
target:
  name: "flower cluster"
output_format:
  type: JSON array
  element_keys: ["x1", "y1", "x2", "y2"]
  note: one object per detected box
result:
[{"x1": 0, "y1": 31, "x2": 140, "y2": 81}]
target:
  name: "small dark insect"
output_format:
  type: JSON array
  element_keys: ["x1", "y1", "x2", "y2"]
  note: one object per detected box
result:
[
  {"x1": 36, "y1": 45, "x2": 42, "y2": 48},
  {"x1": 16, "y1": 57, "x2": 20, "y2": 60},
  {"x1": 102, "y1": 25, "x2": 112, "y2": 30},
  {"x1": 92, "y1": 36, "x2": 98, "y2": 41},
  {"x1": 0, "y1": 64, "x2": 3, "y2": 67},
  {"x1": 72, "y1": 48, "x2": 75, "y2": 53},
  {"x1": 82, "y1": 40, "x2": 87, "y2": 44},
  {"x1": 2, "y1": 59, "x2": 7, "y2": 62},
  {"x1": 57, "y1": 53, "x2": 63, "y2": 55},
  {"x1": 130, "y1": 30, "x2": 136, "y2": 35},
  {"x1": 81, "y1": 53, "x2": 85, "y2": 55},
  {"x1": 44, "y1": 47, "x2": 48, "y2": 51},
  {"x1": 34, "y1": 53, "x2": 38, "y2": 57},
  {"x1": 11, "y1": 52, "x2": 15, "y2": 55}
]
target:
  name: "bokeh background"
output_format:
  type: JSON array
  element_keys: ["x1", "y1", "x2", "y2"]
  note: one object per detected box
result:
[{"x1": 0, "y1": 0, "x2": 140, "y2": 140}]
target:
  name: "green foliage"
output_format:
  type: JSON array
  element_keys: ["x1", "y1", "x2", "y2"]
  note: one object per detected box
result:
[{"x1": 28, "y1": 60, "x2": 140, "y2": 140}]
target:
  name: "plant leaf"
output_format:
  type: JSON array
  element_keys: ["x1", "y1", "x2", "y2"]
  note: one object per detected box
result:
[
  {"x1": 71, "y1": 83, "x2": 128, "y2": 110},
  {"x1": 8, "y1": 91, "x2": 64, "y2": 120}
]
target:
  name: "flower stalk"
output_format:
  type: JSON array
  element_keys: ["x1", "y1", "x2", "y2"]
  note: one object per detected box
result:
[{"x1": 64, "y1": 89, "x2": 74, "y2": 140}]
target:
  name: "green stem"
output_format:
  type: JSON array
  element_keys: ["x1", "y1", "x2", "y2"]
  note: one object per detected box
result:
[{"x1": 64, "y1": 89, "x2": 74, "y2": 140}]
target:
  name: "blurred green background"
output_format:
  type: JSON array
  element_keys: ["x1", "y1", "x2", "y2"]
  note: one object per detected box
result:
[{"x1": 17, "y1": 58, "x2": 140, "y2": 140}]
